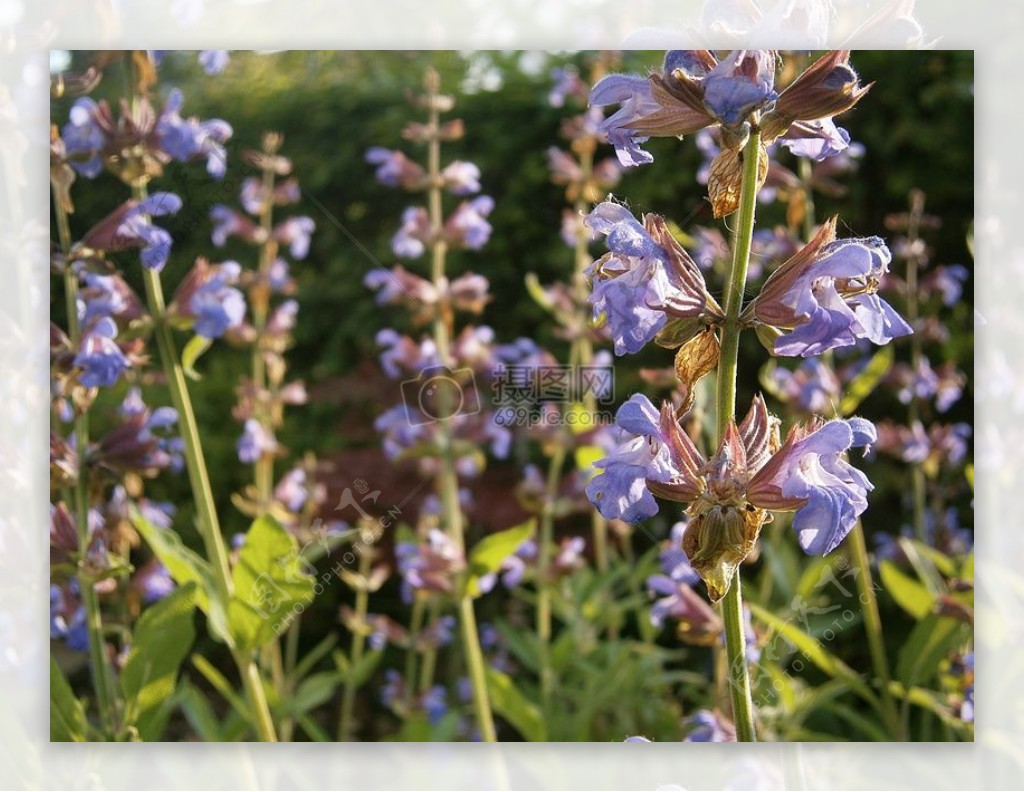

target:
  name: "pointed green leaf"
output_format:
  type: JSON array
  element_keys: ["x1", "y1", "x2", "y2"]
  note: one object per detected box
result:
[
  {"x1": 130, "y1": 505, "x2": 230, "y2": 645},
  {"x1": 486, "y1": 666, "x2": 546, "y2": 741},
  {"x1": 839, "y1": 345, "x2": 894, "y2": 416},
  {"x1": 120, "y1": 583, "x2": 198, "y2": 741},
  {"x1": 879, "y1": 560, "x2": 935, "y2": 619},
  {"x1": 50, "y1": 654, "x2": 88, "y2": 742},
  {"x1": 228, "y1": 515, "x2": 316, "y2": 652},
  {"x1": 465, "y1": 519, "x2": 535, "y2": 598}
]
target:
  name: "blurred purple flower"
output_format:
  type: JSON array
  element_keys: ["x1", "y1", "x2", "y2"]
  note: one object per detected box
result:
[
  {"x1": 274, "y1": 216, "x2": 315, "y2": 259},
  {"x1": 768, "y1": 358, "x2": 841, "y2": 414},
  {"x1": 156, "y1": 89, "x2": 233, "y2": 178},
  {"x1": 446, "y1": 196, "x2": 494, "y2": 250},
  {"x1": 366, "y1": 147, "x2": 426, "y2": 190},
  {"x1": 74, "y1": 317, "x2": 129, "y2": 388},
  {"x1": 683, "y1": 710, "x2": 735, "y2": 742},
  {"x1": 237, "y1": 418, "x2": 277, "y2": 464},
  {"x1": 198, "y1": 50, "x2": 230, "y2": 75},
  {"x1": 132, "y1": 559, "x2": 176, "y2": 603},
  {"x1": 441, "y1": 161, "x2": 481, "y2": 195},
  {"x1": 392, "y1": 206, "x2": 431, "y2": 258}
]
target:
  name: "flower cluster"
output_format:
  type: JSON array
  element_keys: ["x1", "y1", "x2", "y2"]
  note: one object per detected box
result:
[{"x1": 587, "y1": 393, "x2": 874, "y2": 599}]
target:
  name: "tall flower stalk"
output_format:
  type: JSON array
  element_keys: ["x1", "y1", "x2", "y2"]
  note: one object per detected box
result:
[
  {"x1": 423, "y1": 69, "x2": 497, "y2": 743},
  {"x1": 50, "y1": 174, "x2": 118, "y2": 737}
]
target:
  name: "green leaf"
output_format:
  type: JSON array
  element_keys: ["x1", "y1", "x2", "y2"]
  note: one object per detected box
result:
[
  {"x1": 839, "y1": 345, "x2": 893, "y2": 416},
  {"x1": 50, "y1": 654, "x2": 88, "y2": 742},
  {"x1": 228, "y1": 515, "x2": 317, "y2": 653},
  {"x1": 177, "y1": 681, "x2": 227, "y2": 742},
  {"x1": 574, "y1": 444, "x2": 605, "y2": 480},
  {"x1": 879, "y1": 560, "x2": 935, "y2": 619},
  {"x1": 130, "y1": 505, "x2": 230, "y2": 645},
  {"x1": 191, "y1": 654, "x2": 248, "y2": 719},
  {"x1": 464, "y1": 519, "x2": 535, "y2": 598},
  {"x1": 280, "y1": 672, "x2": 341, "y2": 718},
  {"x1": 961, "y1": 551, "x2": 974, "y2": 584},
  {"x1": 654, "y1": 316, "x2": 703, "y2": 349},
  {"x1": 120, "y1": 583, "x2": 198, "y2": 741},
  {"x1": 486, "y1": 666, "x2": 546, "y2": 741},
  {"x1": 897, "y1": 613, "x2": 969, "y2": 687},
  {"x1": 333, "y1": 647, "x2": 383, "y2": 688},
  {"x1": 182, "y1": 334, "x2": 213, "y2": 380},
  {"x1": 748, "y1": 602, "x2": 876, "y2": 704},
  {"x1": 754, "y1": 322, "x2": 783, "y2": 355}
]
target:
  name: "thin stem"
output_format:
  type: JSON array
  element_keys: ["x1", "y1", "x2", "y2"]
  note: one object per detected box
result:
[
  {"x1": 252, "y1": 156, "x2": 278, "y2": 510},
  {"x1": 403, "y1": 595, "x2": 425, "y2": 708},
  {"x1": 459, "y1": 596, "x2": 497, "y2": 742},
  {"x1": 417, "y1": 601, "x2": 440, "y2": 694},
  {"x1": 536, "y1": 444, "x2": 566, "y2": 708},
  {"x1": 847, "y1": 520, "x2": 903, "y2": 739},
  {"x1": 52, "y1": 182, "x2": 118, "y2": 736},
  {"x1": 715, "y1": 128, "x2": 762, "y2": 743},
  {"x1": 137, "y1": 193, "x2": 277, "y2": 742},
  {"x1": 422, "y1": 70, "x2": 496, "y2": 741},
  {"x1": 797, "y1": 155, "x2": 816, "y2": 243},
  {"x1": 903, "y1": 190, "x2": 927, "y2": 542},
  {"x1": 338, "y1": 549, "x2": 372, "y2": 741}
]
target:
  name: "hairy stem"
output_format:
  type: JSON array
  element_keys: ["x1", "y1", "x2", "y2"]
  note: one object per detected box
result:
[{"x1": 715, "y1": 128, "x2": 762, "y2": 743}]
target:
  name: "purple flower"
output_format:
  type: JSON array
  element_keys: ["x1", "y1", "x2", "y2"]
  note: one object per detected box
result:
[
  {"x1": 392, "y1": 206, "x2": 431, "y2": 258},
  {"x1": 584, "y1": 395, "x2": 682, "y2": 522},
  {"x1": 94, "y1": 390, "x2": 182, "y2": 474},
  {"x1": 747, "y1": 417, "x2": 876, "y2": 555},
  {"x1": 156, "y1": 89, "x2": 233, "y2": 178},
  {"x1": 422, "y1": 685, "x2": 448, "y2": 724},
  {"x1": 209, "y1": 205, "x2": 263, "y2": 247},
  {"x1": 702, "y1": 49, "x2": 777, "y2": 126},
  {"x1": 80, "y1": 193, "x2": 183, "y2": 272},
  {"x1": 74, "y1": 317, "x2": 129, "y2": 388},
  {"x1": 446, "y1": 196, "x2": 494, "y2": 250},
  {"x1": 190, "y1": 261, "x2": 246, "y2": 339},
  {"x1": 441, "y1": 161, "x2": 481, "y2": 195},
  {"x1": 683, "y1": 710, "x2": 735, "y2": 742},
  {"x1": 779, "y1": 117, "x2": 851, "y2": 161},
  {"x1": 132, "y1": 560, "x2": 176, "y2": 603},
  {"x1": 266, "y1": 299, "x2": 298, "y2": 336},
  {"x1": 548, "y1": 66, "x2": 587, "y2": 108},
  {"x1": 586, "y1": 202, "x2": 718, "y2": 355},
  {"x1": 925, "y1": 264, "x2": 969, "y2": 307},
  {"x1": 751, "y1": 218, "x2": 912, "y2": 357},
  {"x1": 78, "y1": 272, "x2": 146, "y2": 326},
  {"x1": 589, "y1": 73, "x2": 659, "y2": 167},
  {"x1": 365, "y1": 147, "x2": 426, "y2": 190},
  {"x1": 768, "y1": 358, "x2": 841, "y2": 414},
  {"x1": 62, "y1": 98, "x2": 105, "y2": 178},
  {"x1": 198, "y1": 50, "x2": 230, "y2": 75},
  {"x1": 395, "y1": 529, "x2": 465, "y2": 599},
  {"x1": 237, "y1": 418, "x2": 277, "y2": 464},
  {"x1": 273, "y1": 216, "x2": 315, "y2": 259},
  {"x1": 274, "y1": 466, "x2": 309, "y2": 513}
]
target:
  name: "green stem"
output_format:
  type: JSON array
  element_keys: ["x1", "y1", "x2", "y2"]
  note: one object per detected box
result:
[
  {"x1": 715, "y1": 128, "x2": 762, "y2": 744},
  {"x1": 536, "y1": 445, "x2": 566, "y2": 708},
  {"x1": 459, "y1": 596, "x2": 497, "y2": 742},
  {"x1": 252, "y1": 157, "x2": 277, "y2": 510},
  {"x1": 138, "y1": 203, "x2": 277, "y2": 742},
  {"x1": 338, "y1": 549, "x2": 371, "y2": 741},
  {"x1": 404, "y1": 596, "x2": 425, "y2": 708},
  {"x1": 903, "y1": 190, "x2": 927, "y2": 543},
  {"x1": 53, "y1": 183, "x2": 118, "y2": 737},
  {"x1": 847, "y1": 520, "x2": 903, "y2": 739},
  {"x1": 417, "y1": 606, "x2": 440, "y2": 694}
]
